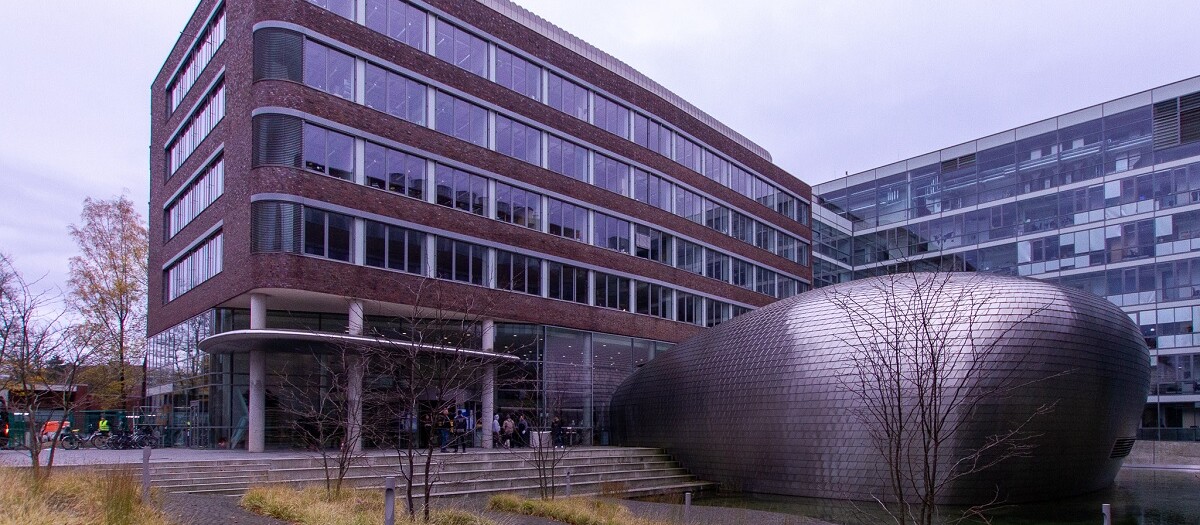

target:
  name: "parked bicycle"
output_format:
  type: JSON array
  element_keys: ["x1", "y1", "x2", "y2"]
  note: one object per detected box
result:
[
  {"x1": 58, "y1": 429, "x2": 82, "y2": 450},
  {"x1": 106, "y1": 427, "x2": 159, "y2": 449},
  {"x1": 82, "y1": 430, "x2": 109, "y2": 449}
]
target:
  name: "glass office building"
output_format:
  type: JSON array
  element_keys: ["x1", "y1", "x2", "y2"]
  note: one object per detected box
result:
[{"x1": 814, "y1": 76, "x2": 1200, "y2": 436}]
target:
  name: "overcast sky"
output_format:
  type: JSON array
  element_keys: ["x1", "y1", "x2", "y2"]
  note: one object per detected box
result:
[{"x1": 2, "y1": 1, "x2": 1199, "y2": 297}]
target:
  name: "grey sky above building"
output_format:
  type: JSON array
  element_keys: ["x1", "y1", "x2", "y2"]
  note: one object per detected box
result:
[{"x1": 1, "y1": 0, "x2": 1198, "y2": 297}]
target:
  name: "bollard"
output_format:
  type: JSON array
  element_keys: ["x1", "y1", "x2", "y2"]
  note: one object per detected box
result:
[
  {"x1": 683, "y1": 491, "x2": 692, "y2": 524},
  {"x1": 565, "y1": 469, "x2": 572, "y2": 497},
  {"x1": 1101, "y1": 503, "x2": 1111, "y2": 525},
  {"x1": 384, "y1": 477, "x2": 396, "y2": 525},
  {"x1": 142, "y1": 446, "x2": 152, "y2": 505}
]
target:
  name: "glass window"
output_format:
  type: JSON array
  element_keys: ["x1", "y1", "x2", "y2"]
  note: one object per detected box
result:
[
  {"x1": 675, "y1": 187, "x2": 703, "y2": 223},
  {"x1": 303, "y1": 208, "x2": 353, "y2": 261},
  {"x1": 705, "y1": 251, "x2": 730, "y2": 282},
  {"x1": 303, "y1": 39, "x2": 354, "y2": 100},
  {"x1": 730, "y1": 165, "x2": 753, "y2": 198},
  {"x1": 704, "y1": 201, "x2": 729, "y2": 233},
  {"x1": 548, "y1": 261, "x2": 588, "y2": 303},
  {"x1": 495, "y1": 182, "x2": 541, "y2": 230},
  {"x1": 703, "y1": 150, "x2": 729, "y2": 185},
  {"x1": 496, "y1": 250, "x2": 541, "y2": 295},
  {"x1": 676, "y1": 292, "x2": 701, "y2": 325},
  {"x1": 634, "y1": 169, "x2": 672, "y2": 211},
  {"x1": 364, "y1": 220, "x2": 423, "y2": 273},
  {"x1": 434, "y1": 91, "x2": 488, "y2": 147},
  {"x1": 594, "y1": 154, "x2": 630, "y2": 196},
  {"x1": 547, "y1": 72, "x2": 588, "y2": 120},
  {"x1": 755, "y1": 267, "x2": 777, "y2": 296},
  {"x1": 434, "y1": 164, "x2": 487, "y2": 215},
  {"x1": 732, "y1": 258, "x2": 754, "y2": 289},
  {"x1": 364, "y1": 142, "x2": 425, "y2": 198},
  {"x1": 495, "y1": 115, "x2": 542, "y2": 164},
  {"x1": 365, "y1": 0, "x2": 426, "y2": 51},
  {"x1": 675, "y1": 240, "x2": 702, "y2": 275},
  {"x1": 633, "y1": 113, "x2": 672, "y2": 157},
  {"x1": 434, "y1": 19, "x2": 486, "y2": 77},
  {"x1": 547, "y1": 198, "x2": 588, "y2": 241},
  {"x1": 756, "y1": 223, "x2": 777, "y2": 252},
  {"x1": 308, "y1": 0, "x2": 353, "y2": 19},
  {"x1": 435, "y1": 237, "x2": 485, "y2": 284},
  {"x1": 495, "y1": 48, "x2": 540, "y2": 100},
  {"x1": 302, "y1": 123, "x2": 355, "y2": 181},
  {"x1": 595, "y1": 272, "x2": 630, "y2": 311},
  {"x1": 705, "y1": 298, "x2": 730, "y2": 327},
  {"x1": 674, "y1": 134, "x2": 702, "y2": 172},
  {"x1": 547, "y1": 135, "x2": 588, "y2": 182},
  {"x1": 364, "y1": 64, "x2": 426, "y2": 125},
  {"x1": 634, "y1": 224, "x2": 671, "y2": 264},
  {"x1": 593, "y1": 212, "x2": 631, "y2": 253},
  {"x1": 593, "y1": 95, "x2": 630, "y2": 138},
  {"x1": 636, "y1": 282, "x2": 671, "y2": 318},
  {"x1": 730, "y1": 211, "x2": 753, "y2": 244}
]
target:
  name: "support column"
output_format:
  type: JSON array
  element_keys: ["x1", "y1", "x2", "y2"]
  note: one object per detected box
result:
[
  {"x1": 346, "y1": 300, "x2": 365, "y2": 454},
  {"x1": 248, "y1": 293, "x2": 267, "y2": 453},
  {"x1": 481, "y1": 319, "x2": 496, "y2": 449}
]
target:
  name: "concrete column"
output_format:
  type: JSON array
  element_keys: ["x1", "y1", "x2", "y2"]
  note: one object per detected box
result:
[
  {"x1": 347, "y1": 300, "x2": 365, "y2": 454},
  {"x1": 346, "y1": 354, "x2": 364, "y2": 454},
  {"x1": 481, "y1": 319, "x2": 496, "y2": 449},
  {"x1": 248, "y1": 293, "x2": 267, "y2": 453},
  {"x1": 248, "y1": 349, "x2": 265, "y2": 453}
]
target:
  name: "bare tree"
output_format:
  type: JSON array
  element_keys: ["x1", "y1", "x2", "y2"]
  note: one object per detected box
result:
[
  {"x1": 272, "y1": 343, "x2": 366, "y2": 498},
  {"x1": 67, "y1": 195, "x2": 149, "y2": 409},
  {"x1": 359, "y1": 278, "x2": 508, "y2": 521},
  {"x1": 0, "y1": 253, "x2": 94, "y2": 486},
  {"x1": 827, "y1": 271, "x2": 1065, "y2": 525},
  {"x1": 498, "y1": 369, "x2": 575, "y2": 500}
]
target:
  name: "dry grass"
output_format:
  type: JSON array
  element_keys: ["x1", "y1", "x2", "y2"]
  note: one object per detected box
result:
[
  {"x1": 240, "y1": 485, "x2": 495, "y2": 525},
  {"x1": 0, "y1": 466, "x2": 171, "y2": 525},
  {"x1": 487, "y1": 494, "x2": 673, "y2": 525}
]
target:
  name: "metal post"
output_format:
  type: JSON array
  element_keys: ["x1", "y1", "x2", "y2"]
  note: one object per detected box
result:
[
  {"x1": 384, "y1": 477, "x2": 396, "y2": 525},
  {"x1": 142, "y1": 446, "x2": 152, "y2": 505},
  {"x1": 684, "y1": 491, "x2": 692, "y2": 524},
  {"x1": 1102, "y1": 503, "x2": 1111, "y2": 525},
  {"x1": 565, "y1": 469, "x2": 572, "y2": 497}
]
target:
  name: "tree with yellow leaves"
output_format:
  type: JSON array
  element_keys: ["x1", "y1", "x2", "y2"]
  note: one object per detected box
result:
[{"x1": 67, "y1": 195, "x2": 148, "y2": 409}]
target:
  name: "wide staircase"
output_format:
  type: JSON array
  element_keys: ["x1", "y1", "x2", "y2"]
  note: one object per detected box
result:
[{"x1": 136, "y1": 447, "x2": 713, "y2": 498}]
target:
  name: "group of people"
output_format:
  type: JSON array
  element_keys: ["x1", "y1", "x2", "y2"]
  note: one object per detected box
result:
[
  {"x1": 421, "y1": 408, "x2": 572, "y2": 452},
  {"x1": 491, "y1": 413, "x2": 568, "y2": 449},
  {"x1": 427, "y1": 408, "x2": 472, "y2": 453}
]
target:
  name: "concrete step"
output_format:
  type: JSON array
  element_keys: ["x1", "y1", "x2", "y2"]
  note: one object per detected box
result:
[{"x1": 150, "y1": 447, "x2": 710, "y2": 499}]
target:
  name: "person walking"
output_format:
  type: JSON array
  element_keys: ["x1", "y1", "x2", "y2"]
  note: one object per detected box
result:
[
  {"x1": 550, "y1": 416, "x2": 564, "y2": 448},
  {"x1": 501, "y1": 414, "x2": 514, "y2": 448},
  {"x1": 491, "y1": 414, "x2": 501, "y2": 448},
  {"x1": 452, "y1": 410, "x2": 467, "y2": 452},
  {"x1": 517, "y1": 414, "x2": 530, "y2": 448},
  {"x1": 436, "y1": 409, "x2": 451, "y2": 452}
]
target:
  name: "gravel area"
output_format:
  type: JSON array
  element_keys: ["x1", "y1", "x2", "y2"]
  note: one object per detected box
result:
[{"x1": 162, "y1": 493, "x2": 289, "y2": 525}]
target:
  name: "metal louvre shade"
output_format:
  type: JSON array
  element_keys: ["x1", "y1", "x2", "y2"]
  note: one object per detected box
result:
[{"x1": 610, "y1": 273, "x2": 1150, "y2": 505}]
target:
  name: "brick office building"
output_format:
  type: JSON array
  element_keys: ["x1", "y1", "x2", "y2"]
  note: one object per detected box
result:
[{"x1": 147, "y1": 0, "x2": 812, "y2": 450}]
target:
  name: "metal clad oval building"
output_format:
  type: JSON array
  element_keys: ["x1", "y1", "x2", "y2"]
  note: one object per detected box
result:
[{"x1": 610, "y1": 273, "x2": 1150, "y2": 504}]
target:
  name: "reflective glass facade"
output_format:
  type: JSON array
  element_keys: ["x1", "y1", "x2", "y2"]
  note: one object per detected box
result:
[{"x1": 814, "y1": 76, "x2": 1200, "y2": 435}]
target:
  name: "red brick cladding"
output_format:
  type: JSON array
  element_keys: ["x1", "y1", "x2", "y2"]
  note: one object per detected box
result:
[{"x1": 148, "y1": 0, "x2": 807, "y2": 342}]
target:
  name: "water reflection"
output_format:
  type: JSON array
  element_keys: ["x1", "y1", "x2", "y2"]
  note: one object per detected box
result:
[{"x1": 696, "y1": 468, "x2": 1200, "y2": 525}]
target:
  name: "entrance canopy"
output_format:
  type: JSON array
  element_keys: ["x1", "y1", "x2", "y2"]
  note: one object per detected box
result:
[{"x1": 198, "y1": 329, "x2": 520, "y2": 363}]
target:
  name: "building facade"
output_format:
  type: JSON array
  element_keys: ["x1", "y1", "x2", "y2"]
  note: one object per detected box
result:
[
  {"x1": 813, "y1": 76, "x2": 1200, "y2": 435},
  {"x1": 147, "y1": 0, "x2": 812, "y2": 449}
]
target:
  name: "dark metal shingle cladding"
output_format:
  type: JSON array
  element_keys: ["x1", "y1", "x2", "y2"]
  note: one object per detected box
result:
[{"x1": 610, "y1": 272, "x2": 1151, "y2": 505}]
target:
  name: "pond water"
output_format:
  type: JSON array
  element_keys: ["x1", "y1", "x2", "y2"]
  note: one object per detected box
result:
[{"x1": 695, "y1": 468, "x2": 1200, "y2": 525}]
